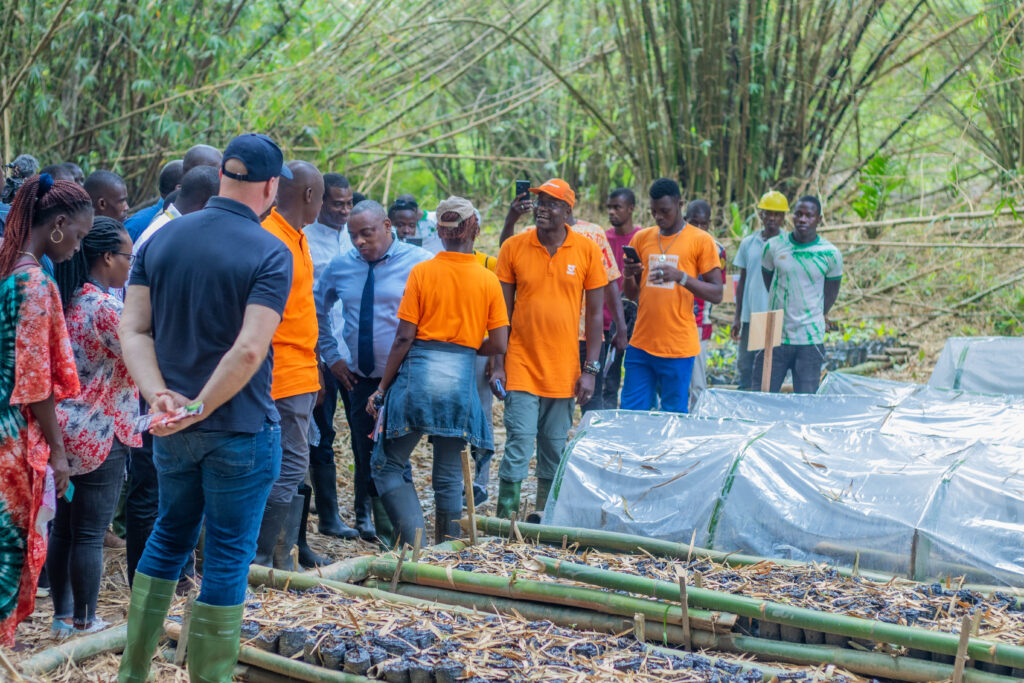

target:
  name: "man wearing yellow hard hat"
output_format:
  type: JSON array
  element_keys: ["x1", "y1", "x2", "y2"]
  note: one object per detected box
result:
[{"x1": 731, "y1": 190, "x2": 788, "y2": 390}]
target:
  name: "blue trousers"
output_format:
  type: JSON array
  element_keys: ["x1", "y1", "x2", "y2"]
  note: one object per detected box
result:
[
  {"x1": 136, "y1": 421, "x2": 281, "y2": 606},
  {"x1": 620, "y1": 345, "x2": 695, "y2": 413}
]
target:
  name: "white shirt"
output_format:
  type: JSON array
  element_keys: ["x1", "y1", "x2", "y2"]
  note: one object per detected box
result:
[
  {"x1": 303, "y1": 220, "x2": 352, "y2": 349},
  {"x1": 133, "y1": 204, "x2": 183, "y2": 255}
]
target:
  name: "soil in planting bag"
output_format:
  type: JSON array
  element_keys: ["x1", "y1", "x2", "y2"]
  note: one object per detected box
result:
[{"x1": 929, "y1": 336, "x2": 1024, "y2": 395}]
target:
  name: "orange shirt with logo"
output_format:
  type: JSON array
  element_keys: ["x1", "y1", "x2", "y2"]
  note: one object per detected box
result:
[
  {"x1": 496, "y1": 228, "x2": 608, "y2": 398},
  {"x1": 628, "y1": 224, "x2": 721, "y2": 359},
  {"x1": 262, "y1": 209, "x2": 321, "y2": 400},
  {"x1": 397, "y1": 251, "x2": 509, "y2": 347}
]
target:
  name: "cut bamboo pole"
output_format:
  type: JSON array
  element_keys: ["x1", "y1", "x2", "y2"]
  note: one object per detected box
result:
[
  {"x1": 368, "y1": 557, "x2": 734, "y2": 633},
  {"x1": 954, "y1": 614, "x2": 972, "y2": 683},
  {"x1": 362, "y1": 580, "x2": 1017, "y2": 683},
  {"x1": 472, "y1": 517, "x2": 900, "y2": 583},
  {"x1": 303, "y1": 554, "x2": 375, "y2": 582},
  {"x1": 679, "y1": 572, "x2": 692, "y2": 650},
  {"x1": 528, "y1": 555, "x2": 1024, "y2": 669},
  {"x1": 460, "y1": 449, "x2": 477, "y2": 544},
  {"x1": 17, "y1": 624, "x2": 128, "y2": 675}
]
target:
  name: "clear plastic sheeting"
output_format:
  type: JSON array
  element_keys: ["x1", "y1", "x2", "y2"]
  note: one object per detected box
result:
[
  {"x1": 929, "y1": 336, "x2": 1024, "y2": 395},
  {"x1": 692, "y1": 389, "x2": 893, "y2": 429},
  {"x1": 549, "y1": 377, "x2": 1024, "y2": 585}
]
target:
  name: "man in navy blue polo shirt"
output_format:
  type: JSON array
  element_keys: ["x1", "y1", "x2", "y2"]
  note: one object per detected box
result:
[{"x1": 117, "y1": 134, "x2": 293, "y2": 683}]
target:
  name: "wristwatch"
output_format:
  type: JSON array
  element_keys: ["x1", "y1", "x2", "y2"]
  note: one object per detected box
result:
[
  {"x1": 582, "y1": 360, "x2": 601, "y2": 375},
  {"x1": 676, "y1": 271, "x2": 689, "y2": 287},
  {"x1": 372, "y1": 391, "x2": 386, "y2": 409}
]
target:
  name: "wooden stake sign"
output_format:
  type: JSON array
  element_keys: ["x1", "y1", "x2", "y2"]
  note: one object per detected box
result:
[{"x1": 748, "y1": 309, "x2": 783, "y2": 392}]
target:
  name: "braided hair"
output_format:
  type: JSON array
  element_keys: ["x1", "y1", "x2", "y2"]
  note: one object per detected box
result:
[
  {"x1": 437, "y1": 210, "x2": 478, "y2": 241},
  {"x1": 53, "y1": 217, "x2": 127, "y2": 311},
  {"x1": 0, "y1": 174, "x2": 93, "y2": 278}
]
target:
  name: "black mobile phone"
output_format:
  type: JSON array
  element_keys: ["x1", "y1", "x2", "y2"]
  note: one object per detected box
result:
[
  {"x1": 515, "y1": 179, "x2": 530, "y2": 198},
  {"x1": 622, "y1": 246, "x2": 640, "y2": 263},
  {"x1": 404, "y1": 236, "x2": 423, "y2": 247}
]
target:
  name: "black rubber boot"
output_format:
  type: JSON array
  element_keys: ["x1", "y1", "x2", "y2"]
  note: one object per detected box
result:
[
  {"x1": 434, "y1": 509, "x2": 462, "y2": 545},
  {"x1": 273, "y1": 495, "x2": 304, "y2": 571},
  {"x1": 253, "y1": 500, "x2": 290, "y2": 568},
  {"x1": 379, "y1": 484, "x2": 425, "y2": 550},
  {"x1": 297, "y1": 484, "x2": 333, "y2": 569},
  {"x1": 353, "y1": 463, "x2": 375, "y2": 541},
  {"x1": 310, "y1": 459, "x2": 358, "y2": 539}
]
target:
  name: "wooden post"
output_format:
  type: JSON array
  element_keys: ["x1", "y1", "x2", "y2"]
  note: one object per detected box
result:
[
  {"x1": 411, "y1": 528, "x2": 423, "y2": 563},
  {"x1": 749, "y1": 309, "x2": 783, "y2": 392},
  {"x1": 760, "y1": 311, "x2": 777, "y2": 392},
  {"x1": 678, "y1": 573, "x2": 692, "y2": 651},
  {"x1": 633, "y1": 612, "x2": 645, "y2": 644},
  {"x1": 173, "y1": 595, "x2": 196, "y2": 666},
  {"x1": 390, "y1": 545, "x2": 407, "y2": 592},
  {"x1": 460, "y1": 449, "x2": 477, "y2": 545},
  {"x1": 952, "y1": 614, "x2": 971, "y2": 683}
]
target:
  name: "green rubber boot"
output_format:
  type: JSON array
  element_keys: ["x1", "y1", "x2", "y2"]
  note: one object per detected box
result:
[
  {"x1": 118, "y1": 572, "x2": 178, "y2": 683},
  {"x1": 370, "y1": 496, "x2": 396, "y2": 550},
  {"x1": 186, "y1": 601, "x2": 244, "y2": 683},
  {"x1": 495, "y1": 479, "x2": 522, "y2": 519}
]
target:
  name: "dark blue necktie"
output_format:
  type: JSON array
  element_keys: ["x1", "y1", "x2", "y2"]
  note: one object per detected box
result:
[{"x1": 358, "y1": 258, "x2": 384, "y2": 377}]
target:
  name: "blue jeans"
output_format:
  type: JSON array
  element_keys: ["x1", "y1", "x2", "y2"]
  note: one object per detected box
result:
[
  {"x1": 136, "y1": 421, "x2": 281, "y2": 606},
  {"x1": 375, "y1": 432, "x2": 464, "y2": 514},
  {"x1": 620, "y1": 345, "x2": 695, "y2": 413}
]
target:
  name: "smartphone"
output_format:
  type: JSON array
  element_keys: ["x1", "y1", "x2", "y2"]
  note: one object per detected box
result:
[
  {"x1": 404, "y1": 236, "x2": 423, "y2": 247},
  {"x1": 63, "y1": 481, "x2": 75, "y2": 502},
  {"x1": 493, "y1": 379, "x2": 508, "y2": 400},
  {"x1": 622, "y1": 246, "x2": 640, "y2": 263},
  {"x1": 515, "y1": 179, "x2": 530, "y2": 198}
]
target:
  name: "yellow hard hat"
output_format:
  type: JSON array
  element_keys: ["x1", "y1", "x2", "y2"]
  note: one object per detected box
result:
[{"x1": 757, "y1": 190, "x2": 789, "y2": 212}]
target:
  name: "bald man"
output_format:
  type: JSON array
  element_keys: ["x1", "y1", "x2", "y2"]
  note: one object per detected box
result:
[
  {"x1": 255, "y1": 161, "x2": 349, "y2": 570},
  {"x1": 182, "y1": 144, "x2": 222, "y2": 175},
  {"x1": 84, "y1": 169, "x2": 130, "y2": 222}
]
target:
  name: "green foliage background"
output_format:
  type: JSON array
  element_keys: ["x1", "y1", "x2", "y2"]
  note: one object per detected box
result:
[{"x1": 2, "y1": 0, "x2": 1022, "y2": 339}]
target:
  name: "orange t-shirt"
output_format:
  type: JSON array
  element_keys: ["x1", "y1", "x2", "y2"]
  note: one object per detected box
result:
[
  {"x1": 628, "y1": 224, "x2": 721, "y2": 359},
  {"x1": 397, "y1": 251, "x2": 509, "y2": 347},
  {"x1": 496, "y1": 228, "x2": 608, "y2": 398},
  {"x1": 262, "y1": 209, "x2": 321, "y2": 400}
]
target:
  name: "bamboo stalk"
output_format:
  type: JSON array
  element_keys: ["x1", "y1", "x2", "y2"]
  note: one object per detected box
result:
[
  {"x1": 819, "y1": 206, "x2": 1024, "y2": 233},
  {"x1": 366, "y1": 580, "x2": 1017, "y2": 683},
  {"x1": 528, "y1": 555, "x2": 1024, "y2": 669},
  {"x1": 304, "y1": 554, "x2": 375, "y2": 582},
  {"x1": 830, "y1": 240, "x2": 1024, "y2": 249},
  {"x1": 17, "y1": 624, "x2": 128, "y2": 675},
  {"x1": 368, "y1": 557, "x2": 735, "y2": 633},
  {"x1": 471, "y1": 517, "x2": 900, "y2": 583}
]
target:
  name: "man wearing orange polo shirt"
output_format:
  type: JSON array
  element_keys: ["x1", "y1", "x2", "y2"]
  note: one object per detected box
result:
[
  {"x1": 621, "y1": 178, "x2": 723, "y2": 413},
  {"x1": 490, "y1": 179, "x2": 608, "y2": 519},
  {"x1": 255, "y1": 161, "x2": 344, "y2": 570}
]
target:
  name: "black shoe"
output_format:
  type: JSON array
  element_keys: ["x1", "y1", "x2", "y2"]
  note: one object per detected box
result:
[
  {"x1": 297, "y1": 485, "x2": 333, "y2": 569},
  {"x1": 354, "y1": 468, "x2": 375, "y2": 541},
  {"x1": 253, "y1": 501, "x2": 290, "y2": 568},
  {"x1": 309, "y1": 460, "x2": 359, "y2": 539}
]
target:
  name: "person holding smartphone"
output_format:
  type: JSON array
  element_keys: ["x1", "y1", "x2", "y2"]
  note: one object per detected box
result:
[
  {"x1": 366, "y1": 197, "x2": 508, "y2": 546},
  {"x1": 621, "y1": 178, "x2": 723, "y2": 413},
  {"x1": 490, "y1": 179, "x2": 607, "y2": 521}
]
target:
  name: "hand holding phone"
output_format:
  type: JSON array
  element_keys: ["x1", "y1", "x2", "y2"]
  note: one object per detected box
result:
[
  {"x1": 514, "y1": 179, "x2": 531, "y2": 198},
  {"x1": 622, "y1": 246, "x2": 640, "y2": 263}
]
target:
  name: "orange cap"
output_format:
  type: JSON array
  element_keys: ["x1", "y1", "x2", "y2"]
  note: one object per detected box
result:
[{"x1": 529, "y1": 178, "x2": 575, "y2": 209}]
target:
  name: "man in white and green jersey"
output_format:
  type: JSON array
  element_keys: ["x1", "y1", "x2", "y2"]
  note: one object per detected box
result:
[{"x1": 754, "y1": 195, "x2": 842, "y2": 393}]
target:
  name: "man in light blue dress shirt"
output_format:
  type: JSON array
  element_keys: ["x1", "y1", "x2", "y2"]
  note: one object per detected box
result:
[
  {"x1": 302, "y1": 173, "x2": 361, "y2": 539},
  {"x1": 314, "y1": 199, "x2": 431, "y2": 545}
]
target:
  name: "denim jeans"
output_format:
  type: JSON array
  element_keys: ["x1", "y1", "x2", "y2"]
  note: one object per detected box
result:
[
  {"x1": 752, "y1": 343, "x2": 826, "y2": 394},
  {"x1": 48, "y1": 441, "x2": 127, "y2": 623},
  {"x1": 620, "y1": 345, "x2": 695, "y2": 413},
  {"x1": 736, "y1": 323, "x2": 756, "y2": 391},
  {"x1": 470, "y1": 355, "x2": 493, "y2": 492},
  {"x1": 136, "y1": 421, "x2": 281, "y2": 606},
  {"x1": 376, "y1": 432, "x2": 464, "y2": 514},
  {"x1": 498, "y1": 391, "x2": 574, "y2": 483}
]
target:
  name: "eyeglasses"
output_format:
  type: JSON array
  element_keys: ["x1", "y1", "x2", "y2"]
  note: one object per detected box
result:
[{"x1": 116, "y1": 251, "x2": 135, "y2": 265}]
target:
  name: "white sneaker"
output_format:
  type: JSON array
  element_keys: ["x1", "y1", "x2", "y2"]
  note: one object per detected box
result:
[{"x1": 76, "y1": 616, "x2": 111, "y2": 634}]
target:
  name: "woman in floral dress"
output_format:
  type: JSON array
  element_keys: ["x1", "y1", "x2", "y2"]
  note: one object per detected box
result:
[
  {"x1": 0, "y1": 174, "x2": 92, "y2": 647},
  {"x1": 50, "y1": 217, "x2": 140, "y2": 637}
]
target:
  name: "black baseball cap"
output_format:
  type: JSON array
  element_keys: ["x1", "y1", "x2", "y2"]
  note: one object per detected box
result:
[{"x1": 221, "y1": 133, "x2": 293, "y2": 182}]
